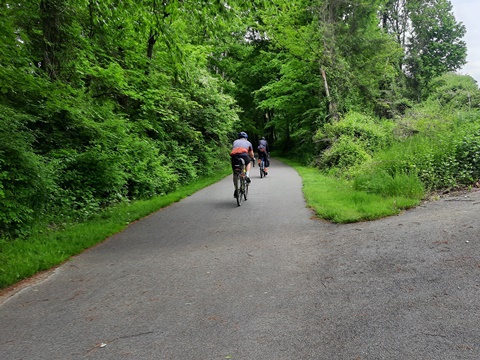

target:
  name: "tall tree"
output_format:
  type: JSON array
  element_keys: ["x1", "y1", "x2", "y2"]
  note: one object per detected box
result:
[
  {"x1": 406, "y1": 0, "x2": 467, "y2": 99},
  {"x1": 381, "y1": 0, "x2": 467, "y2": 100}
]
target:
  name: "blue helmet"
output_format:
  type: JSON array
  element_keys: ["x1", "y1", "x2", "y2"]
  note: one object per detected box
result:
[{"x1": 238, "y1": 131, "x2": 248, "y2": 139}]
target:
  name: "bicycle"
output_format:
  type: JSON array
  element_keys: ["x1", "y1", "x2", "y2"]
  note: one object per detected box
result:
[
  {"x1": 232, "y1": 157, "x2": 249, "y2": 206},
  {"x1": 259, "y1": 157, "x2": 266, "y2": 178},
  {"x1": 258, "y1": 152, "x2": 270, "y2": 178}
]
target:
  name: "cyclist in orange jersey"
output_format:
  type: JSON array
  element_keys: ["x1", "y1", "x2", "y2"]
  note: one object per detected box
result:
[{"x1": 230, "y1": 131, "x2": 254, "y2": 184}]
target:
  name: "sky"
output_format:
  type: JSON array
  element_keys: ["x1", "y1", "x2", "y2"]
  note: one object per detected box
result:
[{"x1": 450, "y1": 0, "x2": 480, "y2": 84}]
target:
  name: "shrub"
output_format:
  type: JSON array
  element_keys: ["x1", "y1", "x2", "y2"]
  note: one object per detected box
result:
[
  {"x1": 0, "y1": 106, "x2": 53, "y2": 237},
  {"x1": 368, "y1": 111, "x2": 480, "y2": 191},
  {"x1": 314, "y1": 112, "x2": 396, "y2": 176},
  {"x1": 314, "y1": 112, "x2": 395, "y2": 151},
  {"x1": 318, "y1": 135, "x2": 371, "y2": 172},
  {"x1": 452, "y1": 129, "x2": 480, "y2": 183}
]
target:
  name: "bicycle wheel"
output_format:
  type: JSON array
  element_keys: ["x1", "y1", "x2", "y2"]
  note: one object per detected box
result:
[
  {"x1": 260, "y1": 161, "x2": 264, "y2": 178},
  {"x1": 244, "y1": 179, "x2": 248, "y2": 200},
  {"x1": 235, "y1": 173, "x2": 242, "y2": 206}
]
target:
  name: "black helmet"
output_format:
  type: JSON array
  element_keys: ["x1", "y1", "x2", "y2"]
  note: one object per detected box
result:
[{"x1": 238, "y1": 131, "x2": 248, "y2": 139}]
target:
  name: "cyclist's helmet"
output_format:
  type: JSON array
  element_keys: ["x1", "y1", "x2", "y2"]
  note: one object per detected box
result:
[
  {"x1": 238, "y1": 131, "x2": 248, "y2": 139},
  {"x1": 261, "y1": 136, "x2": 266, "y2": 140}
]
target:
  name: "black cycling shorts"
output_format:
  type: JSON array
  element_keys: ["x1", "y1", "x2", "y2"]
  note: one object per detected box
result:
[{"x1": 231, "y1": 153, "x2": 251, "y2": 171}]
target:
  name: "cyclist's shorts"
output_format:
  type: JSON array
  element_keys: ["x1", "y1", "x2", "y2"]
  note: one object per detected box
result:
[{"x1": 231, "y1": 154, "x2": 251, "y2": 171}]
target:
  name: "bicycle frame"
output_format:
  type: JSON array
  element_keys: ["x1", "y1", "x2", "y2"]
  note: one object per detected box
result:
[{"x1": 233, "y1": 158, "x2": 248, "y2": 206}]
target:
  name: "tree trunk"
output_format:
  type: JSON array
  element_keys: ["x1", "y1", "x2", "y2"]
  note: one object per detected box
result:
[
  {"x1": 147, "y1": 30, "x2": 158, "y2": 59},
  {"x1": 40, "y1": 0, "x2": 64, "y2": 80},
  {"x1": 320, "y1": 64, "x2": 338, "y2": 121}
]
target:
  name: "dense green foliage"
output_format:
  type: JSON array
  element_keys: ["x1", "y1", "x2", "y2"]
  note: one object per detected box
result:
[
  {"x1": 0, "y1": 0, "x2": 248, "y2": 237},
  {"x1": 214, "y1": 0, "x2": 468, "y2": 158},
  {"x1": 325, "y1": 74, "x2": 480, "y2": 197},
  {"x1": 0, "y1": 0, "x2": 478, "y2": 241}
]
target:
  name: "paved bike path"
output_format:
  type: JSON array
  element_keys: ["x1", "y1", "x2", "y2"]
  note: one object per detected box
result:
[{"x1": 2, "y1": 158, "x2": 480, "y2": 359}]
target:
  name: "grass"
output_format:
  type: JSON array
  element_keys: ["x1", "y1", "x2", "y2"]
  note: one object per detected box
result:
[
  {"x1": 0, "y1": 165, "x2": 232, "y2": 290},
  {"x1": 278, "y1": 157, "x2": 422, "y2": 223}
]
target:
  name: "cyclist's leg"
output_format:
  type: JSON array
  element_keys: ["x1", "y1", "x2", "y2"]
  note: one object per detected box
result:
[
  {"x1": 236, "y1": 173, "x2": 245, "y2": 206},
  {"x1": 246, "y1": 161, "x2": 251, "y2": 174},
  {"x1": 244, "y1": 174, "x2": 248, "y2": 200},
  {"x1": 233, "y1": 172, "x2": 239, "y2": 198},
  {"x1": 239, "y1": 154, "x2": 251, "y2": 182},
  {"x1": 242, "y1": 154, "x2": 251, "y2": 173},
  {"x1": 231, "y1": 156, "x2": 241, "y2": 197}
]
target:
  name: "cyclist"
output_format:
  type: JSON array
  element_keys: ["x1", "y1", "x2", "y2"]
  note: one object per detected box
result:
[
  {"x1": 257, "y1": 136, "x2": 270, "y2": 175},
  {"x1": 230, "y1": 131, "x2": 254, "y2": 188}
]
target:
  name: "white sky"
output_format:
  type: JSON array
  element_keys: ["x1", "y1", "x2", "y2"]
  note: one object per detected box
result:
[{"x1": 450, "y1": 0, "x2": 480, "y2": 84}]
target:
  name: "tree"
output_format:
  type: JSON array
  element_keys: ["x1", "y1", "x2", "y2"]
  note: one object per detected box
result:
[
  {"x1": 424, "y1": 73, "x2": 480, "y2": 110},
  {"x1": 382, "y1": 0, "x2": 467, "y2": 100}
]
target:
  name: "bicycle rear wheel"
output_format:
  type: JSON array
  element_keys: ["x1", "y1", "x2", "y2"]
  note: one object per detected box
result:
[
  {"x1": 234, "y1": 173, "x2": 242, "y2": 206},
  {"x1": 244, "y1": 181, "x2": 248, "y2": 200},
  {"x1": 260, "y1": 161, "x2": 264, "y2": 178}
]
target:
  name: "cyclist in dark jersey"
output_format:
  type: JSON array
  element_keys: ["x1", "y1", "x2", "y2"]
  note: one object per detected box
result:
[
  {"x1": 230, "y1": 131, "x2": 254, "y2": 183},
  {"x1": 257, "y1": 137, "x2": 270, "y2": 175}
]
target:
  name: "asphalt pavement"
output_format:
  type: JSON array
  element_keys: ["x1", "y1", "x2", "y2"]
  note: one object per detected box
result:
[{"x1": 1, "y1": 158, "x2": 480, "y2": 359}]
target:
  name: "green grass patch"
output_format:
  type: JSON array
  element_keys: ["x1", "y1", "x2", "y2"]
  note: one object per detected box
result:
[
  {"x1": 279, "y1": 158, "x2": 421, "y2": 223},
  {"x1": 353, "y1": 170, "x2": 424, "y2": 199},
  {"x1": 0, "y1": 165, "x2": 232, "y2": 290}
]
